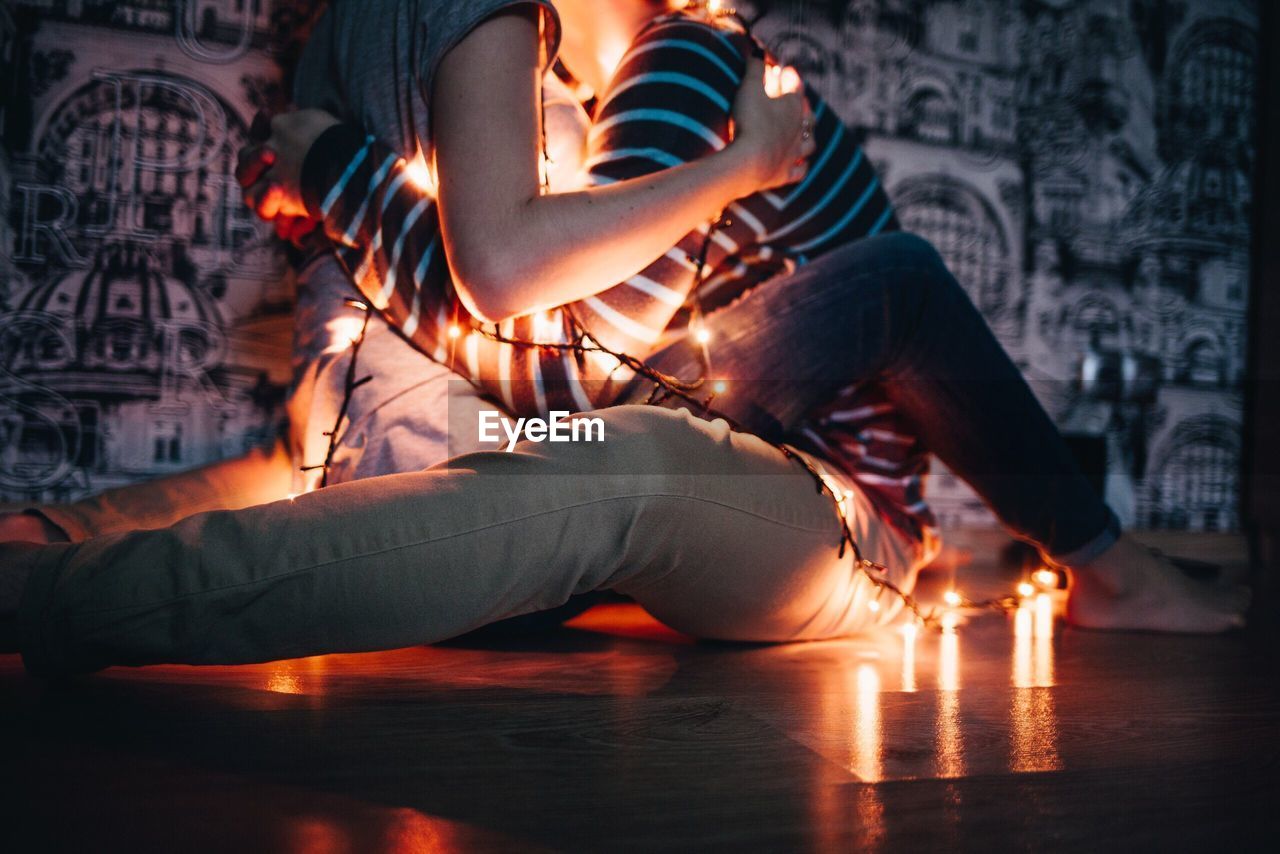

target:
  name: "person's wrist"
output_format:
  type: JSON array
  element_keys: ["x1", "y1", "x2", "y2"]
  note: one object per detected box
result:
[{"x1": 720, "y1": 138, "x2": 768, "y2": 198}]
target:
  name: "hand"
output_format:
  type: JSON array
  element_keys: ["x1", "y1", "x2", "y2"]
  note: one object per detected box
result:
[
  {"x1": 729, "y1": 57, "x2": 816, "y2": 191},
  {"x1": 236, "y1": 108, "x2": 340, "y2": 222}
]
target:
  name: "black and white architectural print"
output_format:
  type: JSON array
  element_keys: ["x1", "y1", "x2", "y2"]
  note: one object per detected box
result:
[
  {"x1": 752, "y1": 0, "x2": 1257, "y2": 531},
  {"x1": 0, "y1": 1, "x2": 1259, "y2": 532},
  {"x1": 0, "y1": 1, "x2": 294, "y2": 505}
]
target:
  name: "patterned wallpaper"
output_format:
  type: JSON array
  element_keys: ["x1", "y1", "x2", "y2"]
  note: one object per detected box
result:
[
  {"x1": 0, "y1": 1, "x2": 1259, "y2": 531},
  {"x1": 749, "y1": 0, "x2": 1257, "y2": 531},
  {"x1": 0, "y1": 1, "x2": 293, "y2": 506}
]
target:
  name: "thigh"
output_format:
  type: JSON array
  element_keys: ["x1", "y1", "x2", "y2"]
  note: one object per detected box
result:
[
  {"x1": 556, "y1": 408, "x2": 889, "y2": 643},
  {"x1": 621, "y1": 232, "x2": 941, "y2": 440}
]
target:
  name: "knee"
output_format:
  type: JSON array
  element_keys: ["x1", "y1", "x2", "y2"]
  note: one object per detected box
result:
[
  {"x1": 582, "y1": 405, "x2": 724, "y2": 467},
  {"x1": 882, "y1": 231, "x2": 966, "y2": 309}
]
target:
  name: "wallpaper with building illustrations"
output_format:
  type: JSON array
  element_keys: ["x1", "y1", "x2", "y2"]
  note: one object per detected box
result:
[
  {"x1": 750, "y1": 0, "x2": 1257, "y2": 531},
  {"x1": 0, "y1": 1, "x2": 1260, "y2": 532},
  {"x1": 0, "y1": 0, "x2": 294, "y2": 506}
]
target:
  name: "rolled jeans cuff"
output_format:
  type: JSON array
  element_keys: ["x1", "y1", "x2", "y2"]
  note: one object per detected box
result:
[{"x1": 1045, "y1": 507, "x2": 1122, "y2": 568}]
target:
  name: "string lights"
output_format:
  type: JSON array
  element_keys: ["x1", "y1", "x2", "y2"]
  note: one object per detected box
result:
[
  {"x1": 300, "y1": 296, "x2": 374, "y2": 489},
  {"x1": 303, "y1": 1, "x2": 1065, "y2": 636}
]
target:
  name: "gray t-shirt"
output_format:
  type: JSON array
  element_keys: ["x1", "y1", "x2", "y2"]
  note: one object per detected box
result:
[{"x1": 294, "y1": 0, "x2": 560, "y2": 157}]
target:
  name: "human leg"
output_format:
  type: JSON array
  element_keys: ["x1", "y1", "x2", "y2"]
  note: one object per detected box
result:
[
  {"x1": 8, "y1": 405, "x2": 901, "y2": 676},
  {"x1": 8, "y1": 437, "x2": 293, "y2": 544},
  {"x1": 630, "y1": 232, "x2": 1117, "y2": 562},
  {"x1": 626, "y1": 232, "x2": 1245, "y2": 632}
]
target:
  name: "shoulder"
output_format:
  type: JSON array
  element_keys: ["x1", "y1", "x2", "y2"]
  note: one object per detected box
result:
[{"x1": 628, "y1": 11, "x2": 753, "y2": 68}]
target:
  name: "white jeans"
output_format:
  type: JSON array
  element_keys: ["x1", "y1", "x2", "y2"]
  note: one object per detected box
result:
[{"x1": 15, "y1": 403, "x2": 925, "y2": 676}]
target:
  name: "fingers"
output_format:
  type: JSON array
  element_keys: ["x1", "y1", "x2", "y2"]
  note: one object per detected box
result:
[
  {"x1": 273, "y1": 215, "x2": 319, "y2": 247},
  {"x1": 778, "y1": 65, "x2": 802, "y2": 95},
  {"x1": 286, "y1": 217, "x2": 319, "y2": 248},
  {"x1": 258, "y1": 184, "x2": 286, "y2": 221},
  {"x1": 273, "y1": 215, "x2": 294, "y2": 240},
  {"x1": 243, "y1": 179, "x2": 285, "y2": 221},
  {"x1": 763, "y1": 61, "x2": 782, "y2": 98},
  {"x1": 235, "y1": 144, "x2": 275, "y2": 189},
  {"x1": 764, "y1": 62, "x2": 802, "y2": 98}
]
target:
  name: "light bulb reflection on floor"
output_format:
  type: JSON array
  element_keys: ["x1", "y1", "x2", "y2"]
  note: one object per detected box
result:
[
  {"x1": 900, "y1": 622, "x2": 918, "y2": 692},
  {"x1": 1010, "y1": 598, "x2": 1061, "y2": 772},
  {"x1": 936, "y1": 625, "x2": 964, "y2": 778}
]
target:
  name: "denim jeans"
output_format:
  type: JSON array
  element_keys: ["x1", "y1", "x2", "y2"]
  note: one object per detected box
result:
[{"x1": 625, "y1": 232, "x2": 1121, "y2": 564}]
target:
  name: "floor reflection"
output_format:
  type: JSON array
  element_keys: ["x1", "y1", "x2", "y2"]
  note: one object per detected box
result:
[
  {"x1": 853, "y1": 663, "x2": 882, "y2": 783},
  {"x1": 900, "y1": 623, "x2": 918, "y2": 693},
  {"x1": 853, "y1": 662, "x2": 886, "y2": 845},
  {"x1": 936, "y1": 626, "x2": 966, "y2": 778},
  {"x1": 1010, "y1": 598, "x2": 1062, "y2": 773}
]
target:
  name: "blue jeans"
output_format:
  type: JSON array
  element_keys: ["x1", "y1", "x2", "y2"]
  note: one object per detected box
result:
[{"x1": 625, "y1": 232, "x2": 1121, "y2": 564}]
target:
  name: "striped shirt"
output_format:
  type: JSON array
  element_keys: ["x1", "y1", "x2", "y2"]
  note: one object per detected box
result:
[{"x1": 300, "y1": 11, "x2": 933, "y2": 538}]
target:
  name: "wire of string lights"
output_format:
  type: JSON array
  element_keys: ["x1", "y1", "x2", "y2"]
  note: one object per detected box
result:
[{"x1": 307, "y1": 0, "x2": 1057, "y2": 632}]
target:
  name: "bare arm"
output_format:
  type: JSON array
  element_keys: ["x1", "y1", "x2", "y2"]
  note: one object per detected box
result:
[
  {"x1": 433, "y1": 12, "x2": 804, "y2": 321},
  {"x1": 242, "y1": 11, "x2": 810, "y2": 324}
]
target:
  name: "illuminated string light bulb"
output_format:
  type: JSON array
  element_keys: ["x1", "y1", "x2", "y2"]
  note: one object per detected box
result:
[
  {"x1": 404, "y1": 151, "x2": 435, "y2": 193},
  {"x1": 447, "y1": 324, "x2": 463, "y2": 340},
  {"x1": 1033, "y1": 568, "x2": 1059, "y2": 589},
  {"x1": 943, "y1": 589, "x2": 962, "y2": 608},
  {"x1": 694, "y1": 326, "x2": 712, "y2": 345},
  {"x1": 1017, "y1": 581, "x2": 1035, "y2": 598},
  {"x1": 711, "y1": 379, "x2": 727, "y2": 394},
  {"x1": 532, "y1": 310, "x2": 562, "y2": 343},
  {"x1": 868, "y1": 598, "x2": 881, "y2": 613},
  {"x1": 324, "y1": 315, "x2": 366, "y2": 353}
]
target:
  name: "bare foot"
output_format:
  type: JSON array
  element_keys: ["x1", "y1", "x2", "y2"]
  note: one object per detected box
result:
[
  {"x1": 1066, "y1": 534, "x2": 1249, "y2": 633},
  {"x1": 0, "y1": 512, "x2": 69, "y2": 545}
]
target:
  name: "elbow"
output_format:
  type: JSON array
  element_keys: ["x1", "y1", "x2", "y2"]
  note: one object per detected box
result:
[{"x1": 449, "y1": 250, "x2": 529, "y2": 325}]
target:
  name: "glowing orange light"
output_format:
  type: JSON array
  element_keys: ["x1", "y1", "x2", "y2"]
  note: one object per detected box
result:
[
  {"x1": 1033, "y1": 592, "x2": 1054, "y2": 639},
  {"x1": 943, "y1": 589, "x2": 962, "y2": 608},
  {"x1": 447, "y1": 324, "x2": 463, "y2": 340},
  {"x1": 867, "y1": 599, "x2": 881, "y2": 613},
  {"x1": 1016, "y1": 581, "x2": 1035, "y2": 598},
  {"x1": 324, "y1": 316, "x2": 366, "y2": 354},
  {"x1": 712, "y1": 380, "x2": 728, "y2": 394},
  {"x1": 532, "y1": 310, "x2": 562, "y2": 342},
  {"x1": 900, "y1": 620, "x2": 919, "y2": 692},
  {"x1": 1033, "y1": 568, "x2": 1058, "y2": 588},
  {"x1": 404, "y1": 151, "x2": 435, "y2": 194},
  {"x1": 694, "y1": 327, "x2": 712, "y2": 344}
]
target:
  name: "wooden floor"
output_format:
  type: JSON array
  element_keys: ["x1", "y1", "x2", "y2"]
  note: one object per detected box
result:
[{"x1": 2, "y1": 531, "x2": 1278, "y2": 852}]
